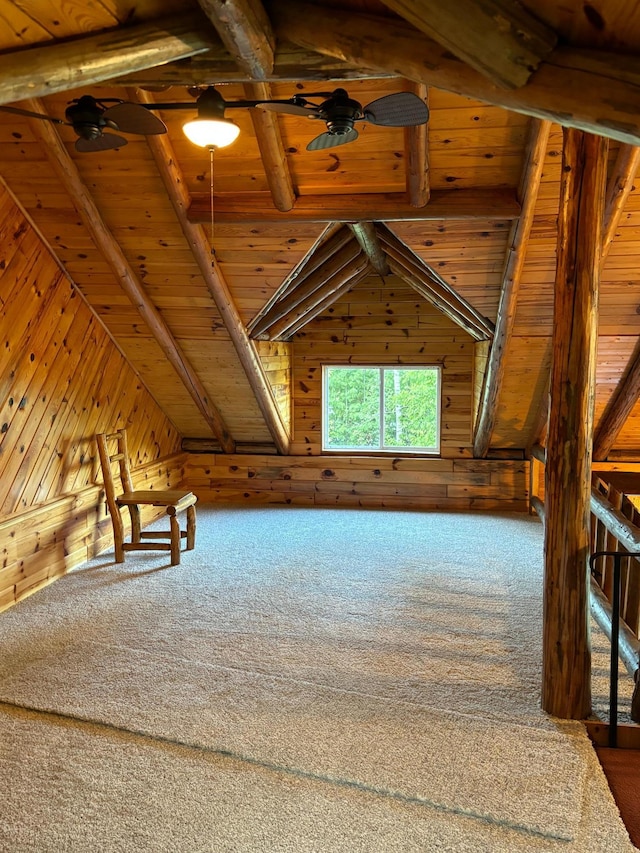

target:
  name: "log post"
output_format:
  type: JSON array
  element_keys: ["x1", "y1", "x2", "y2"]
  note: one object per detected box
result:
[{"x1": 542, "y1": 128, "x2": 607, "y2": 719}]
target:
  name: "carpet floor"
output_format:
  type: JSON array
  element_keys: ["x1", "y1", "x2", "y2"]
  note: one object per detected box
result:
[{"x1": 0, "y1": 505, "x2": 636, "y2": 852}]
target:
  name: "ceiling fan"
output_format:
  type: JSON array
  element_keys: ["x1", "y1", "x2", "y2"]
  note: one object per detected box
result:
[
  {"x1": 0, "y1": 86, "x2": 429, "y2": 153},
  {"x1": 0, "y1": 95, "x2": 167, "y2": 152}
]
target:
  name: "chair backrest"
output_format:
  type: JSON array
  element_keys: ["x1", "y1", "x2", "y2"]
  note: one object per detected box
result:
[{"x1": 96, "y1": 430, "x2": 134, "y2": 512}]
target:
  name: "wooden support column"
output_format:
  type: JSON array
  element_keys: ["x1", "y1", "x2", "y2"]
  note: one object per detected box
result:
[{"x1": 542, "y1": 128, "x2": 608, "y2": 719}]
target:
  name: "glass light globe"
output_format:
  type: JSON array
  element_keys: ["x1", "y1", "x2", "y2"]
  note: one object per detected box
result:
[{"x1": 182, "y1": 118, "x2": 240, "y2": 148}]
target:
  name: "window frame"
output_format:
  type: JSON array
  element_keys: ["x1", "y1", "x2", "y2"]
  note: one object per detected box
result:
[{"x1": 321, "y1": 364, "x2": 442, "y2": 455}]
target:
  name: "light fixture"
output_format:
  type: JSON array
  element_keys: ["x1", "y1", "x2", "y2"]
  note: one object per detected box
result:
[{"x1": 181, "y1": 87, "x2": 240, "y2": 149}]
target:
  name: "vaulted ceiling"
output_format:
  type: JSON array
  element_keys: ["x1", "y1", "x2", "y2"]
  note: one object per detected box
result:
[{"x1": 1, "y1": 0, "x2": 640, "y2": 458}]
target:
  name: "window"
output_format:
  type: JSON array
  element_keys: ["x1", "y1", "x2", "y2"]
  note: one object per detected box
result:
[{"x1": 322, "y1": 366, "x2": 441, "y2": 453}]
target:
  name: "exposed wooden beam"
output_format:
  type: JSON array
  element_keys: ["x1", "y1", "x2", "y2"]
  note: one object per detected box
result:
[
  {"x1": 194, "y1": 1, "x2": 295, "y2": 212},
  {"x1": 188, "y1": 189, "x2": 521, "y2": 223},
  {"x1": 244, "y1": 82, "x2": 296, "y2": 212},
  {"x1": 0, "y1": 14, "x2": 218, "y2": 106},
  {"x1": 473, "y1": 119, "x2": 552, "y2": 458},
  {"x1": 602, "y1": 145, "x2": 640, "y2": 263},
  {"x1": 271, "y1": 1, "x2": 640, "y2": 147},
  {"x1": 110, "y1": 42, "x2": 392, "y2": 87},
  {"x1": 378, "y1": 0, "x2": 556, "y2": 89},
  {"x1": 588, "y1": 146, "x2": 640, "y2": 461},
  {"x1": 196, "y1": 0, "x2": 275, "y2": 78},
  {"x1": 248, "y1": 224, "x2": 348, "y2": 333},
  {"x1": 134, "y1": 89, "x2": 291, "y2": 455},
  {"x1": 348, "y1": 223, "x2": 390, "y2": 277},
  {"x1": 543, "y1": 128, "x2": 608, "y2": 720},
  {"x1": 593, "y1": 355, "x2": 640, "y2": 462},
  {"x1": 405, "y1": 83, "x2": 429, "y2": 208},
  {"x1": 22, "y1": 97, "x2": 234, "y2": 453},
  {"x1": 251, "y1": 239, "x2": 363, "y2": 338},
  {"x1": 269, "y1": 256, "x2": 370, "y2": 340},
  {"x1": 377, "y1": 225, "x2": 494, "y2": 341},
  {"x1": 281, "y1": 264, "x2": 373, "y2": 340}
]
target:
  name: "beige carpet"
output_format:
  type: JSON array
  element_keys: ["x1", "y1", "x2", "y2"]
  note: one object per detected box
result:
[{"x1": 0, "y1": 505, "x2": 635, "y2": 852}]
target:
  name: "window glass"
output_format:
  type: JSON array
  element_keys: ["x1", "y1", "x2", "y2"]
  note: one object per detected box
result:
[{"x1": 323, "y1": 366, "x2": 440, "y2": 453}]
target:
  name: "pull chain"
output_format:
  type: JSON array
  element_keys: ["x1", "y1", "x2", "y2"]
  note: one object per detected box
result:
[{"x1": 209, "y1": 145, "x2": 216, "y2": 261}]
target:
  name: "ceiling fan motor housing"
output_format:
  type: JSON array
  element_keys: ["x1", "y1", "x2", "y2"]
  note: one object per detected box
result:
[
  {"x1": 65, "y1": 95, "x2": 116, "y2": 140},
  {"x1": 322, "y1": 89, "x2": 363, "y2": 136}
]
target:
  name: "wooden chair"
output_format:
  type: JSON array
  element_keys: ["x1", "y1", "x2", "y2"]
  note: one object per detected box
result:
[{"x1": 95, "y1": 429, "x2": 197, "y2": 566}]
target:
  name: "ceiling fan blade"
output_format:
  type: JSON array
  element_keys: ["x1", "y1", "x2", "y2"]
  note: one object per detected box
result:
[
  {"x1": 306, "y1": 128, "x2": 359, "y2": 151},
  {"x1": 363, "y1": 92, "x2": 429, "y2": 127},
  {"x1": 0, "y1": 104, "x2": 65, "y2": 124},
  {"x1": 103, "y1": 102, "x2": 167, "y2": 135},
  {"x1": 75, "y1": 133, "x2": 128, "y2": 153},
  {"x1": 257, "y1": 102, "x2": 318, "y2": 117}
]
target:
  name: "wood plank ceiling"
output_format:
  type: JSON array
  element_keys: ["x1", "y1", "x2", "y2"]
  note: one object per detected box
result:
[{"x1": 1, "y1": 0, "x2": 640, "y2": 457}]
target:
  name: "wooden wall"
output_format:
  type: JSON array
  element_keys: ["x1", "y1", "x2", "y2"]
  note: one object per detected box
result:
[
  {"x1": 0, "y1": 184, "x2": 185, "y2": 611},
  {"x1": 185, "y1": 274, "x2": 528, "y2": 511},
  {"x1": 290, "y1": 273, "x2": 475, "y2": 457}
]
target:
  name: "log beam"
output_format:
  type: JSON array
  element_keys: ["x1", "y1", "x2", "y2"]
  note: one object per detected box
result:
[
  {"x1": 589, "y1": 146, "x2": 640, "y2": 461},
  {"x1": 405, "y1": 83, "x2": 429, "y2": 208},
  {"x1": 377, "y1": 225, "x2": 494, "y2": 340},
  {"x1": 251, "y1": 239, "x2": 363, "y2": 338},
  {"x1": 378, "y1": 0, "x2": 556, "y2": 89},
  {"x1": 244, "y1": 82, "x2": 296, "y2": 212},
  {"x1": 23, "y1": 98, "x2": 234, "y2": 452},
  {"x1": 134, "y1": 90, "x2": 290, "y2": 455},
  {"x1": 188, "y1": 189, "x2": 521, "y2": 223},
  {"x1": 543, "y1": 128, "x2": 608, "y2": 719},
  {"x1": 196, "y1": 0, "x2": 275, "y2": 79},
  {"x1": 271, "y1": 1, "x2": 640, "y2": 147},
  {"x1": 348, "y1": 222, "x2": 390, "y2": 277},
  {"x1": 0, "y1": 14, "x2": 218, "y2": 105},
  {"x1": 271, "y1": 257, "x2": 371, "y2": 340},
  {"x1": 194, "y1": 0, "x2": 296, "y2": 212},
  {"x1": 473, "y1": 119, "x2": 551, "y2": 457},
  {"x1": 248, "y1": 224, "x2": 349, "y2": 335}
]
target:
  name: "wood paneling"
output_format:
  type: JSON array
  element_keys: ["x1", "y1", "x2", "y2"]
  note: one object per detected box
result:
[
  {"x1": 0, "y1": 184, "x2": 184, "y2": 610},
  {"x1": 185, "y1": 453, "x2": 528, "y2": 510}
]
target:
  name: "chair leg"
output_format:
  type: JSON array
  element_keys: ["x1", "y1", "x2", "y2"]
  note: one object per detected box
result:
[
  {"x1": 129, "y1": 504, "x2": 142, "y2": 544},
  {"x1": 112, "y1": 507, "x2": 125, "y2": 564},
  {"x1": 186, "y1": 505, "x2": 196, "y2": 550},
  {"x1": 169, "y1": 513, "x2": 181, "y2": 565}
]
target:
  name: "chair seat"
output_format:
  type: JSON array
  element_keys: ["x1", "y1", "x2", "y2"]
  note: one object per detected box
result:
[{"x1": 117, "y1": 490, "x2": 197, "y2": 511}]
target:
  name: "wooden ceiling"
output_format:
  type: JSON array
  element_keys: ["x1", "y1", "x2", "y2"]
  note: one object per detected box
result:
[{"x1": 1, "y1": 0, "x2": 640, "y2": 457}]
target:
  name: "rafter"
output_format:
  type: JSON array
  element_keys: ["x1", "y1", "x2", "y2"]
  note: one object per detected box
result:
[
  {"x1": 348, "y1": 223, "x2": 390, "y2": 277},
  {"x1": 267, "y1": 255, "x2": 370, "y2": 340},
  {"x1": 377, "y1": 225, "x2": 494, "y2": 341},
  {"x1": 194, "y1": 1, "x2": 295, "y2": 212},
  {"x1": 196, "y1": 0, "x2": 275, "y2": 78},
  {"x1": 378, "y1": 0, "x2": 556, "y2": 89},
  {"x1": 21, "y1": 97, "x2": 235, "y2": 453},
  {"x1": 134, "y1": 89, "x2": 290, "y2": 455},
  {"x1": 110, "y1": 43, "x2": 391, "y2": 88},
  {"x1": 270, "y1": 0, "x2": 640, "y2": 147},
  {"x1": 473, "y1": 119, "x2": 552, "y2": 458},
  {"x1": 188, "y1": 189, "x2": 521, "y2": 223},
  {"x1": 248, "y1": 224, "x2": 347, "y2": 333},
  {"x1": 251, "y1": 238, "x2": 363, "y2": 338},
  {"x1": 279, "y1": 263, "x2": 372, "y2": 340},
  {"x1": 244, "y1": 81, "x2": 296, "y2": 212},
  {"x1": 576, "y1": 145, "x2": 640, "y2": 461},
  {"x1": 602, "y1": 145, "x2": 640, "y2": 263},
  {"x1": 0, "y1": 14, "x2": 218, "y2": 105},
  {"x1": 405, "y1": 83, "x2": 429, "y2": 208}
]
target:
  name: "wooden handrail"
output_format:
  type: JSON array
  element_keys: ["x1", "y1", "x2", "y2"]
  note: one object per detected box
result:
[{"x1": 529, "y1": 449, "x2": 640, "y2": 722}]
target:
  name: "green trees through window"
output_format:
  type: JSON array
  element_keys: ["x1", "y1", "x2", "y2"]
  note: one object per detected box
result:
[{"x1": 323, "y1": 366, "x2": 440, "y2": 452}]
